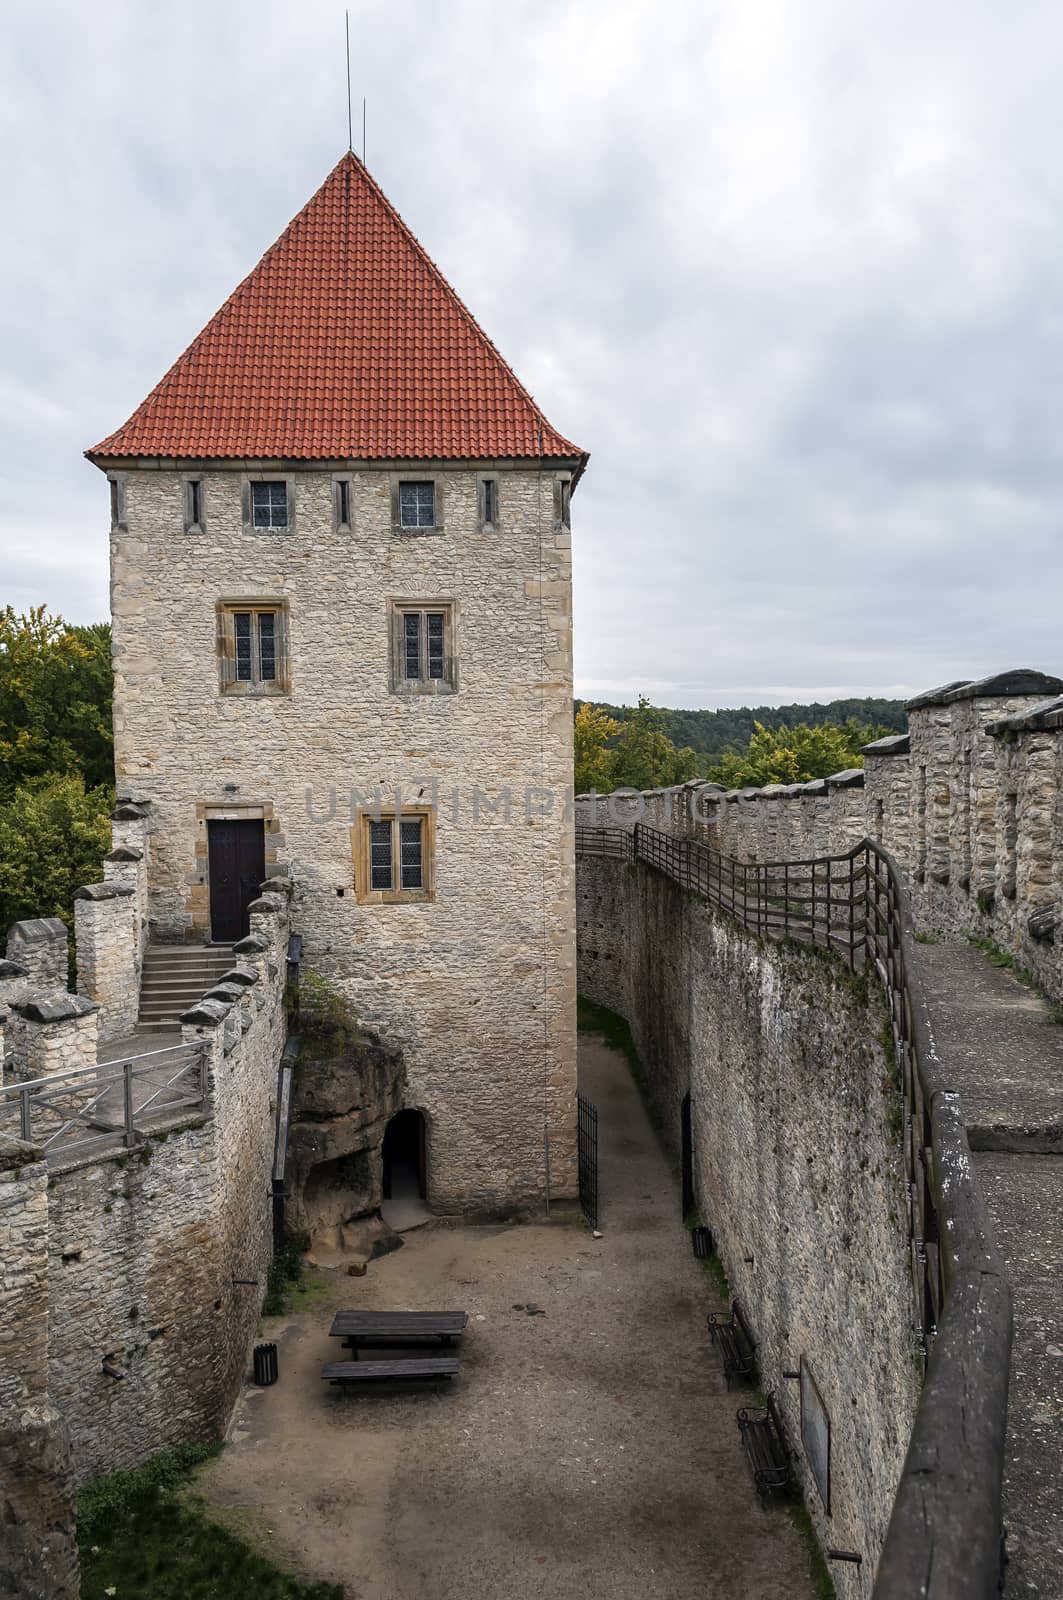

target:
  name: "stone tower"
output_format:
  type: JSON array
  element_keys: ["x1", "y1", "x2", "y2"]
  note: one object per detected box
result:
[{"x1": 86, "y1": 153, "x2": 587, "y2": 1212}]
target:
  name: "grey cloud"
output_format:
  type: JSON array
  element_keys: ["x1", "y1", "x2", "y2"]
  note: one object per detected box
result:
[{"x1": 2, "y1": 0, "x2": 1062, "y2": 708}]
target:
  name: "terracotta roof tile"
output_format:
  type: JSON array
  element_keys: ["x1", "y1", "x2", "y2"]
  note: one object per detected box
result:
[{"x1": 87, "y1": 153, "x2": 586, "y2": 469}]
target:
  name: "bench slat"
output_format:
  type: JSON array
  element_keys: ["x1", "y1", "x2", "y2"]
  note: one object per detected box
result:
[
  {"x1": 329, "y1": 1311, "x2": 467, "y2": 1338},
  {"x1": 322, "y1": 1357, "x2": 460, "y2": 1382}
]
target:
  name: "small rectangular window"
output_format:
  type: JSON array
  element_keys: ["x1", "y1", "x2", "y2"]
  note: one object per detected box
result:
[
  {"x1": 219, "y1": 603, "x2": 288, "y2": 693},
  {"x1": 482, "y1": 478, "x2": 497, "y2": 526},
  {"x1": 251, "y1": 482, "x2": 289, "y2": 529},
  {"x1": 556, "y1": 478, "x2": 572, "y2": 528},
  {"x1": 399, "y1": 481, "x2": 436, "y2": 528},
  {"x1": 354, "y1": 809, "x2": 434, "y2": 902},
  {"x1": 188, "y1": 479, "x2": 203, "y2": 528},
  {"x1": 391, "y1": 602, "x2": 456, "y2": 692},
  {"x1": 109, "y1": 479, "x2": 120, "y2": 526},
  {"x1": 336, "y1": 478, "x2": 352, "y2": 529}
]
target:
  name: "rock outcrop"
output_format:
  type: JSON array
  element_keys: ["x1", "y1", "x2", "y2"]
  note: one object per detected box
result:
[{"x1": 285, "y1": 1024, "x2": 405, "y2": 1250}]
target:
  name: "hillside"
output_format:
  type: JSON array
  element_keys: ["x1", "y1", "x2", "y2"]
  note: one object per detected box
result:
[{"x1": 574, "y1": 697, "x2": 908, "y2": 760}]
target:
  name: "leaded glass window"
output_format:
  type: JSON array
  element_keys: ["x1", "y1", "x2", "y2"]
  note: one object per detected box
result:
[
  {"x1": 399, "y1": 481, "x2": 435, "y2": 528},
  {"x1": 370, "y1": 820, "x2": 393, "y2": 890},
  {"x1": 220, "y1": 605, "x2": 286, "y2": 692},
  {"x1": 251, "y1": 481, "x2": 289, "y2": 529}
]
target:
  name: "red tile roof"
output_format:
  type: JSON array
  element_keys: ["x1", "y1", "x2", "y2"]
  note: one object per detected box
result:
[{"x1": 87, "y1": 153, "x2": 586, "y2": 470}]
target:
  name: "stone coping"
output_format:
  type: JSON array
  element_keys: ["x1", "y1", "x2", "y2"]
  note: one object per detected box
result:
[
  {"x1": 0, "y1": 960, "x2": 29, "y2": 980},
  {"x1": 941, "y1": 669, "x2": 1063, "y2": 705},
  {"x1": 7, "y1": 917, "x2": 67, "y2": 944},
  {"x1": 862, "y1": 733, "x2": 911, "y2": 756},
  {"x1": 75, "y1": 882, "x2": 134, "y2": 902},
  {"x1": 13, "y1": 994, "x2": 99, "y2": 1023},
  {"x1": 105, "y1": 845, "x2": 144, "y2": 863},
  {"x1": 904, "y1": 678, "x2": 973, "y2": 710},
  {"x1": 986, "y1": 695, "x2": 1063, "y2": 736}
]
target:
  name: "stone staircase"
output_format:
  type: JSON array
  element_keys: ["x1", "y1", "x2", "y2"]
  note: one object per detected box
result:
[{"x1": 137, "y1": 944, "x2": 236, "y2": 1031}]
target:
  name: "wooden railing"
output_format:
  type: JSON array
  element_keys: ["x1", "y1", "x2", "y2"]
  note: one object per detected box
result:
[{"x1": 577, "y1": 823, "x2": 1012, "y2": 1599}]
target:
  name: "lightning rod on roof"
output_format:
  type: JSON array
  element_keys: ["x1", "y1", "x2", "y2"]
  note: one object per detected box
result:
[{"x1": 345, "y1": 11, "x2": 353, "y2": 152}]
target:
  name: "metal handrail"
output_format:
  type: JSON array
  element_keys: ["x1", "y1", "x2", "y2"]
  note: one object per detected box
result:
[
  {"x1": 0, "y1": 1041, "x2": 208, "y2": 1163},
  {"x1": 576, "y1": 823, "x2": 1011, "y2": 1599}
]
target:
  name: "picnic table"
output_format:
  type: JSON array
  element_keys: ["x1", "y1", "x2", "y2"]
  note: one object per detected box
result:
[{"x1": 328, "y1": 1310, "x2": 468, "y2": 1355}]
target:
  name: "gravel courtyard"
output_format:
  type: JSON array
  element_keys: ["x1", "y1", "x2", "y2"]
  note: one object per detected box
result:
[{"x1": 196, "y1": 1036, "x2": 813, "y2": 1599}]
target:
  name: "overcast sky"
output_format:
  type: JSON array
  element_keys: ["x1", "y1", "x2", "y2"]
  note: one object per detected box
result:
[{"x1": 3, "y1": 0, "x2": 1062, "y2": 709}]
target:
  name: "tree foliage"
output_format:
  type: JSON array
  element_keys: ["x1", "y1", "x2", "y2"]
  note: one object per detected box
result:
[
  {"x1": 576, "y1": 695, "x2": 906, "y2": 761},
  {"x1": 0, "y1": 773, "x2": 114, "y2": 932},
  {"x1": 706, "y1": 720, "x2": 887, "y2": 788},
  {"x1": 0, "y1": 607, "x2": 113, "y2": 797},
  {"x1": 575, "y1": 696, "x2": 697, "y2": 793}
]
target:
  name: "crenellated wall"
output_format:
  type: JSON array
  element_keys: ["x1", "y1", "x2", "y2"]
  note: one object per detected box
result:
[
  {"x1": 0, "y1": 824, "x2": 291, "y2": 1600},
  {"x1": 577, "y1": 667, "x2": 1063, "y2": 1001}
]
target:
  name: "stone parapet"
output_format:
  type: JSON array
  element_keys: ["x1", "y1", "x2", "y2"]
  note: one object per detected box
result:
[
  {"x1": 576, "y1": 664, "x2": 1063, "y2": 1002},
  {"x1": 74, "y1": 882, "x2": 139, "y2": 1043},
  {"x1": 6, "y1": 919, "x2": 69, "y2": 995},
  {"x1": 5, "y1": 995, "x2": 99, "y2": 1085}
]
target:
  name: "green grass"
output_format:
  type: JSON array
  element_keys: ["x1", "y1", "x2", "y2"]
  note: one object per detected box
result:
[
  {"x1": 576, "y1": 993, "x2": 673, "y2": 1154},
  {"x1": 577, "y1": 994, "x2": 639, "y2": 1069},
  {"x1": 78, "y1": 1443, "x2": 343, "y2": 1600},
  {"x1": 786, "y1": 1497, "x2": 836, "y2": 1600},
  {"x1": 262, "y1": 1235, "x2": 309, "y2": 1316}
]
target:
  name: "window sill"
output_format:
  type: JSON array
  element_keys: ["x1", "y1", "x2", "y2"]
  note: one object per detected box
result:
[
  {"x1": 392, "y1": 525, "x2": 444, "y2": 538},
  {"x1": 391, "y1": 681, "x2": 458, "y2": 697},
  {"x1": 357, "y1": 888, "x2": 434, "y2": 905},
  {"x1": 219, "y1": 682, "x2": 290, "y2": 698}
]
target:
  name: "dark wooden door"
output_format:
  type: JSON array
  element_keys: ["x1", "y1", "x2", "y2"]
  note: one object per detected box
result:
[{"x1": 207, "y1": 819, "x2": 265, "y2": 942}]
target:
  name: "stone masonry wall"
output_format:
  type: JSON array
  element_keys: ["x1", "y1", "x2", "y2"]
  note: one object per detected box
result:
[
  {"x1": 576, "y1": 667, "x2": 1063, "y2": 1003},
  {"x1": 43, "y1": 887, "x2": 288, "y2": 1481},
  {"x1": 109, "y1": 464, "x2": 577, "y2": 1212},
  {"x1": 0, "y1": 1141, "x2": 79, "y2": 1600},
  {"x1": 577, "y1": 856, "x2": 919, "y2": 1599}
]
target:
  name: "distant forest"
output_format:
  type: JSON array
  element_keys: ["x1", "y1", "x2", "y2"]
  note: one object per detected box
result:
[{"x1": 574, "y1": 697, "x2": 908, "y2": 761}]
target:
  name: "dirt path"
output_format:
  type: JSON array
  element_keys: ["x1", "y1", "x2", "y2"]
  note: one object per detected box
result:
[{"x1": 198, "y1": 1035, "x2": 813, "y2": 1600}]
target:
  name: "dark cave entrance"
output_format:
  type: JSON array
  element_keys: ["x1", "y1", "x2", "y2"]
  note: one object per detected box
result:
[{"x1": 382, "y1": 1109, "x2": 427, "y2": 1202}]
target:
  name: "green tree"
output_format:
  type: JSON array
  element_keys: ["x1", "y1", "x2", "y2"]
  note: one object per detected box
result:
[
  {"x1": 0, "y1": 607, "x2": 113, "y2": 797},
  {"x1": 706, "y1": 720, "x2": 880, "y2": 788},
  {"x1": 574, "y1": 702, "x2": 622, "y2": 793},
  {"x1": 0, "y1": 773, "x2": 113, "y2": 931},
  {"x1": 608, "y1": 697, "x2": 698, "y2": 791}
]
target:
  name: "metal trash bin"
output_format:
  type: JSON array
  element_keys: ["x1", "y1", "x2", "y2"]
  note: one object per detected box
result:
[
  {"x1": 253, "y1": 1342, "x2": 278, "y2": 1386},
  {"x1": 691, "y1": 1226, "x2": 713, "y2": 1260}
]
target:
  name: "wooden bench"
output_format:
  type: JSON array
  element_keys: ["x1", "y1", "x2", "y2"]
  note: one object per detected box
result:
[
  {"x1": 736, "y1": 1394, "x2": 791, "y2": 1504},
  {"x1": 322, "y1": 1357, "x2": 460, "y2": 1389},
  {"x1": 329, "y1": 1310, "x2": 467, "y2": 1356},
  {"x1": 707, "y1": 1299, "x2": 757, "y2": 1388}
]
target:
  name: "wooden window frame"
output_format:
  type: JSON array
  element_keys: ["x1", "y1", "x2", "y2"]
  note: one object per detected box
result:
[
  {"x1": 352, "y1": 805, "x2": 435, "y2": 904},
  {"x1": 387, "y1": 598, "x2": 458, "y2": 695},
  {"x1": 217, "y1": 600, "x2": 290, "y2": 696}
]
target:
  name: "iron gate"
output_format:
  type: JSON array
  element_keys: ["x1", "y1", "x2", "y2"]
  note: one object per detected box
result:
[{"x1": 577, "y1": 1092, "x2": 599, "y2": 1231}]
